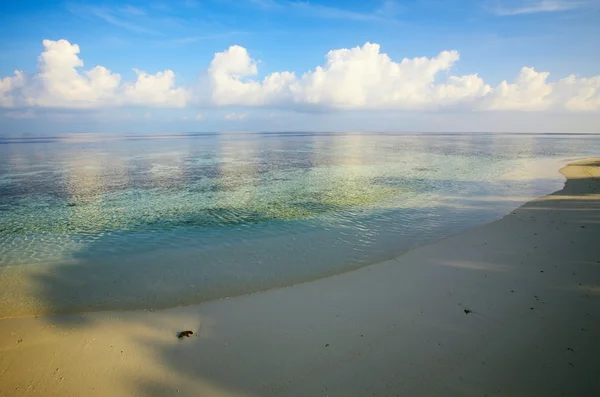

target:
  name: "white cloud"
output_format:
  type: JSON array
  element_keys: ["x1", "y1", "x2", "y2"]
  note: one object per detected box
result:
[
  {"x1": 208, "y1": 45, "x2": 261, "y2": 106},
  {"x1": 485, "y1": 67, "x2": 553, "y2": 110},
  {"x1": 123, "y1": 69, "x2": 189, "y2": 107},
  {"x1": 1, "y1": 39, "x2": 188, "y2": 109},
  {"x1": 209, "y1": 43, "x2": 492, "y2": 110},
  {"x1": 485, "y1": 67, "x2": 600, "y2": 111},
  {"x1": 555, "y1": 75, "x2": 600, "y2": 111},
  {"x1": 1, "y1": 39, "x2": 599, "y2": 114},
  {"x1": 292, "y1": 44, "x2": 491, "y2": 109},
  {"x1": 0, "y1": 71, "x2": 25, "y2": 107},
  {"x1": 207, "y1": 42, "x2": 600, "y2": 112},
  {"x1": 208, "y1": 45, "x2": 297, "y2": 107},
  {"x1": 27, "y1": 39, "x2": 121, "y2": 108}
]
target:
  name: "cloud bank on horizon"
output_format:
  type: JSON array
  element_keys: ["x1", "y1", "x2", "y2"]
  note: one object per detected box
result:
[{"x1": 1, "y1": 39, "x2": 599, "y2": 114}]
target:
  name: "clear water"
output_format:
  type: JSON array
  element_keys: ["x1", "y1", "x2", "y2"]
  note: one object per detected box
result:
[{"x1": 1, "y1": 132, "x2": 599, "y2": 317}]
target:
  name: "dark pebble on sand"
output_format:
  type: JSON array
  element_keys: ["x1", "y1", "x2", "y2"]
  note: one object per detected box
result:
[{"x1": 178, "y1": 330, "x2": 194, "y2": 339}]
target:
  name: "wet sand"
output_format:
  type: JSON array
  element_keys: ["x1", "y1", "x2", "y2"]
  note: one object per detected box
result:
[{"x1": 1, "y1": 159, "x2": 599, "y2": 397}]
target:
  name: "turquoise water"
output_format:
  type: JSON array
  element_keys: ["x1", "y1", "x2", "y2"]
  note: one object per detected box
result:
[{"x1": 0, "y1": 132, "x2": 599, "y2": 317}]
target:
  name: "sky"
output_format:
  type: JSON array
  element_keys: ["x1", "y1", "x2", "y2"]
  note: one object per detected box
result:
[{"x1": 0, "y1": 0, "x2": 599, "y2": 133}]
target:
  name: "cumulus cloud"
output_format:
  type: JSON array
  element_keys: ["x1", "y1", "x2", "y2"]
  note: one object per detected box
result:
[
  {"x1": 25, "y1": 39, "x2": 121, "y2": 108},
  {"x1": 1, "y1": 39, "x2": 599, "y2": 113},
  {"x1": 208, "y1": 45, "x2": 296, "y2": 107},
  {"x1": 291, "y1": 44, "x2": 490, "y2": 109},
  {"x1": 207, "y1": 42, "x2": 600, "y2": 112},
  {"x1": 0, "y1": 71, "x2": 25, "y2": 107},
  {"x1": 208, "y1": 43, "x2": 492, "y2": 110},
  {"x1": 2, "y1": 39, "x2": 188, "y2": 109},
  {"x1": 485, "y1": 67, "x2": 600, "y2": 111},
  {"x1": 485, "y1": 67, "x2": 554, "y2": 111},
  {"x1": 123, "y1": 68, "x2": 189, "y2": 107}
]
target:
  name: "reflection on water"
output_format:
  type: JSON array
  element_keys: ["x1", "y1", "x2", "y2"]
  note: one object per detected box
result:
[{"x1": 0, "y1": 132, "x2": 599, "y2": 316}]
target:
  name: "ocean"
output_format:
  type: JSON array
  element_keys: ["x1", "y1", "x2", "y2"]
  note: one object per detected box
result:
[{"x1": 1, "y1": 132, "x2": 599, "y2": 317}]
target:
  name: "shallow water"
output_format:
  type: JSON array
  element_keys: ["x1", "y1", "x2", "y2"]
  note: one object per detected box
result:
[{"x1": 1, "y1": 132, "x2": 599, "y2": 316}]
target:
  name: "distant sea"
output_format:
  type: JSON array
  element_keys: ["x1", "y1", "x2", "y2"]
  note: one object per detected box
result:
[{"x1": 1, "y1": 132, "x2": 599, "y2": 316}]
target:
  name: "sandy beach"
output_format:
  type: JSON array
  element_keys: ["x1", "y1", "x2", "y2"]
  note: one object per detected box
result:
[{"x1": 0, "y1": 158, "x2": 599, "y2": 397}]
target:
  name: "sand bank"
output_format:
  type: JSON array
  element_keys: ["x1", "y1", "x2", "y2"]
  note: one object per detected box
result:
[{"x1": 1, "y1": 159, "x2": 599, "y2": 397}]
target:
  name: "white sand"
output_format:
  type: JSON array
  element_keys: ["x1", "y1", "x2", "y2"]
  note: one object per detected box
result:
[{"x1": 1, "y1": 159, "x2": 599, "y2": 397}]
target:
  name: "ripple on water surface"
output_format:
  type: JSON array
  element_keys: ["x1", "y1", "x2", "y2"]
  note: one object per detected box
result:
[{"x1": 1, "y1": 132, "x2": 599, "y2": 317}]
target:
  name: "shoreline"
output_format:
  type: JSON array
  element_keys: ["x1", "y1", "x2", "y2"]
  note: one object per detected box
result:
[
  {"x1": 0, "y1": 157, "x2": 573, "y2": 319},
  {"x1": 1, "y1": 158, "x2": 599, "y2": 396}
]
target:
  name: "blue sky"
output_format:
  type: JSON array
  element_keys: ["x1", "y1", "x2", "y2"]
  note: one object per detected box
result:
[{"x1": 1, "y1": 0, "x2": 599, "y2": 133}]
